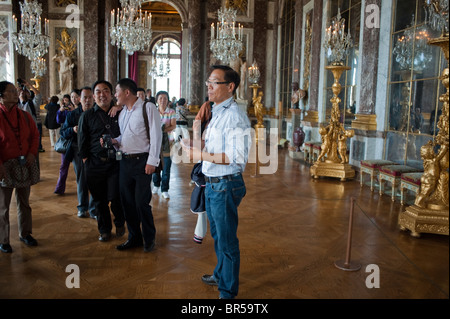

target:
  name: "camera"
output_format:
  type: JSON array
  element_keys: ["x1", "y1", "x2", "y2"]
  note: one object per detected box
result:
[
  {"x1": 17, "y1": 78, "x2": 26, "y2": 90},
  {"x1": 102, "y1": 134, "x2": 113, "y2": 149}
]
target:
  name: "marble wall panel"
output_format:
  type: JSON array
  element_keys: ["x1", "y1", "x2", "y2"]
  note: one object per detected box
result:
[
  {"x1": 0, "y1": 12, "x2": 13, "y2": 83},
  {"x1": 82, "y1": 0, "x2": 98, "y2": 87},
  {"x1": 187, "y1": 0, "x2": 202, "y2": 106},
  {"x1": 308, "y1": 0, "x2": 322, "y2": 113},
  {"x1": 359, "y1": 0, "x2": 380, "y2": 115}
]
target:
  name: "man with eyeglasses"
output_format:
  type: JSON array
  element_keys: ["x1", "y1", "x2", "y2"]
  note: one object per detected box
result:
[{"x1": 184, "y1": 65, "x2": 251, "y2": 299}]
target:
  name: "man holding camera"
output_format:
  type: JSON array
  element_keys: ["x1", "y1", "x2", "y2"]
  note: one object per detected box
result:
[{"x1": 78, "y1": 81, "x2": 125, "y2": 242}]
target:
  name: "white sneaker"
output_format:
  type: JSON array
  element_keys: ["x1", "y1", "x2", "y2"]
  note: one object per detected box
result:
[
  {"x1": 162, "y1": 192, "x2": 170, "y2": 199},
  {"x1": 152, "y1": 186, "x2": 159, "y2": 194}
]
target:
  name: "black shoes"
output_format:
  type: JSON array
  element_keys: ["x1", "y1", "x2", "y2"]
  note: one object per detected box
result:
[
  {"x1": 116, "y1": 226, "x2": 126, "y2": 237},
  {"x1": 2, "y1": 235, "x2": 37, "y2": 252},
  {"x1": 0, "y1": 244, "x2": 12, "y2": 253},
  {"x1": 201, "y1": 275, "x2": 218, "y2": 286},
  {"x1": 20, "y1": 235, "x2": 38, "y2": 246},
  {"x1": 116, "y1": 239, "x2": 155, "y2": 252},
  {"x1": 144, "y1": 241, "x2": 156, "y2": 253},
  {"x1": 98, "y1": 233, "x2": 112, "y2": 242},
  {"x1": 116, "y1": 240, "x2": 143, "y2": 251}
]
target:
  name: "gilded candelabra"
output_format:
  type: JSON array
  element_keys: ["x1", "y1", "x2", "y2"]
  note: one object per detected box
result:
[
  {"x1": 398, "y1": 0, "x2": 449, "y2": 237},
  {"x1": 248, "y1": 61, "x2": 264, "y2": 178},
  {"x1": 310, "y1": 10, "x2": 355, "y2": 181}
]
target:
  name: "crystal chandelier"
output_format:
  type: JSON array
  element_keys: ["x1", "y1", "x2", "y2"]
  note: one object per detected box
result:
[
  {"x1": 393, "y1": 15, "x2": 433, "y2": 72},
  {"x1": 323, "y1": 9, "x2": 353, "y2": 66},
  {"x1": 110, "y1": 0, "x2": 153, "y2": 56},
  {"x1": 11, "y1": 0, "x2": 50, "y2": 72},
  {"x1": 210, "y1": 6, "x2": 244, "y2": 65},
  {"x1": 424, "y1": 0, "x2": 449, "y2": 36},
  {"x1": 30, "y1": 57, "x2": 47, "y2": 78},
  {"x1": 248, "y1": 60, "x2": 260, "y2": 85},
  {"x1": 150, "y1": 38, "x2": 171, "y2": 78}
]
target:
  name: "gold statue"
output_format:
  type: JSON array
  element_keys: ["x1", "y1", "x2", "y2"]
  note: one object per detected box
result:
[
  {"x1": 338, "y1": 130, "x2": 354, "y2": 164},
  {"x1": 253, "y1": 91, "x2": 264, "y2": 128},
  {"x1": 414, "y1": 141, "x2": 447, "y2": 208},
  {"x1": 310, "y1": 65, "x2": 355, "y2": 181},
  {"x1": 226, "y1": 0, "x2": 248, "y2": 14},
  {"x1": 56, "y1": 0, "x2": 76, "y2": 7},
  {"x1": 57, "y1": 28, "x2": 77, "y2": 59}
]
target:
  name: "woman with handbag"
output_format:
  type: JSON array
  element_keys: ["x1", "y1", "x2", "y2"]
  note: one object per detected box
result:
[
  {"x1": 0, "y1": 81, "x2": 40, "y2": 253},
  {"x1": 53, "y1": 94, "x2": 75, "y2": 195},
  {"x1": 152, "y1": 91, "x2": 176, "y2": 199}
]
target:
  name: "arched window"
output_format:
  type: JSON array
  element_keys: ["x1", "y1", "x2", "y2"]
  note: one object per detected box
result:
[{"x1": 151, "y1": 38, "x2": 182, "y2": 102}]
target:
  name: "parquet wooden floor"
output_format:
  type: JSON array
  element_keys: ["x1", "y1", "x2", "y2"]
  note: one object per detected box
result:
[{"x1": 0, "y1": 138, "x2": 448, "y2": 301}]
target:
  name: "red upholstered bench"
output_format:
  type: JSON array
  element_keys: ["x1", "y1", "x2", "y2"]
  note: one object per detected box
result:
[
  {"x1": 400, "y1": 172, "x2": 423, "y2": 205},
  {"x1": 379, "y1": 165, "x2": 422, "y2": 201},
  {"x1": 360, "y1": 160, "x2": 398, "y2": 191}
]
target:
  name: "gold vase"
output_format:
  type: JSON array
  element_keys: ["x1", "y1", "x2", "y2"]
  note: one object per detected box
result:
[{"x1": 310, "y1": 64, "x2": 355, "y2": 181}]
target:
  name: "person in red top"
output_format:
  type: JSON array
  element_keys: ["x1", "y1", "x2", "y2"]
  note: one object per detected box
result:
[{"x1": 0, "y1": 81, "x2": 39, "y2": 253}]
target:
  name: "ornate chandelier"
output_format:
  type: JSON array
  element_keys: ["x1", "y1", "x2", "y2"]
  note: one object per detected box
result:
[
  {"x1": 210, "y1": 6, "x2": 244, "y2": 65},
  {"x1": 110, "y1": 0, "x2": 153, "y2": 56},
  {"x1": 30, "y1": 57, "x2": 47, "y2": 78},
  {"x1": 323, "y1": 9, "x2": 353, "y2": 66},
  {"x1": 393, "y1": 15, "x2": 433, "y2": 72},
  {"x1": 248, "y1": 60, "x2": 260, "y2": 85},
  {"x1": 11, "y1": 0, "x2": 50, "y2": 76},
  {"x1": 150, "y1": 38, "x2": 171, "y2": 78},
  {"x1": 424, "y1": 0, "x2": 449, "y2": 36}
]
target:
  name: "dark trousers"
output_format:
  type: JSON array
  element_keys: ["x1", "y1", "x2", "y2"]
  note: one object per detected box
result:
[
  {"x1": 73, "y1": 150, "x2": 95, "y2": 214},
  {"x1": 85, "y1": 157, "x2": 125, "y2": 235},
  {"x1": 120, "y1": 155, "x2": 156, "y2": 245},
  {"x1": 37, "y1": 123, "x2": 44, "y2": 150}
]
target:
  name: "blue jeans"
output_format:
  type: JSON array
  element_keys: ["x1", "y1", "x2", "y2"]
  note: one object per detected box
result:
[
  {"x1": 205, "y1": 174, "x2": 246, "y2": 299},
  {"x1": 152, "y1": 156, "x2": 172, "y2": 192}
]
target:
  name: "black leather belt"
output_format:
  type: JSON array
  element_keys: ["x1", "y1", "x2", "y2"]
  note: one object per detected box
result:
[
  {"x1": 205, "y1": 173, "x2": 242, "y2": 184},
  {"x1": 123, "y1": 153, "x2": 148, "y2": 159}
]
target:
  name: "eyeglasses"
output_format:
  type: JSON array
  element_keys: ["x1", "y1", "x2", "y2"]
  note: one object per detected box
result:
[{"x1": 205, "y1": 80, "x2": 230, "y2": 87}]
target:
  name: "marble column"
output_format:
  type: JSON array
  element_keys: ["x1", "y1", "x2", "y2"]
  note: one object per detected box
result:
[
  {"x1": 187, "y1": 0, "x2": 202, "y2": 107},
  {"x1": 292, "y1": 0, "x2": 303, "y2": 84},
  {"x1": 103, "y1": 0, "x2": 118, "y2": 86},
  {"x1": 352, "y1": 0, "x2": 380, "y2": 131},
  {"x1": 254, "y1": 0, "x2": 268, "y2": 92},
  {"x1": 308, "y1": 0, "x2": 322, "y2": 114},
  {"x1": 303, "y1": 0, "x2": 321, "y2": 124},
  {"x1": 83, "y1": 0, "x2": 99, "y2": 87}
]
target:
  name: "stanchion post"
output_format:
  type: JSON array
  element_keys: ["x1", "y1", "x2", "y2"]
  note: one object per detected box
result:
[{"x1": 335, "y1": 197, "x2": 361, "y2": 271}]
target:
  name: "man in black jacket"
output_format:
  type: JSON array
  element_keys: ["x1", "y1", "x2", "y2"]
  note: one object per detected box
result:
[
  {"x1": 78, "y1": 81, "x2": 126, "y2": 242},
  {"x1": 60, "y1": 86, "x2": 96, "y2": 219}
]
